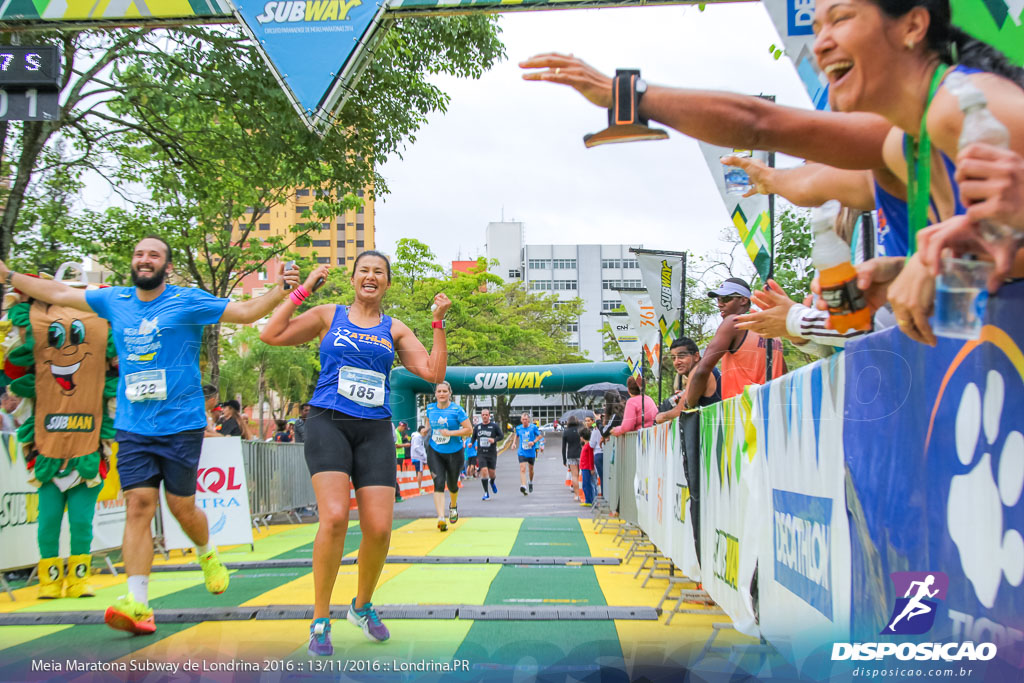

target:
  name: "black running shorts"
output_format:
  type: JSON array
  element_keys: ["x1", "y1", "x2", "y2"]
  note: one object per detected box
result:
[
  {"x1": 477, "y1": 452, "x2": 497, "y2": 471},
  {"x1": 304, "y1": 406, "x2": 397, "y2": 489}
]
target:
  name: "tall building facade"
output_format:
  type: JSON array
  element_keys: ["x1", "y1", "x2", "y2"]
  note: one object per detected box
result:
[
  {"x1": 235, "y1": 188, "x2": 375, "y2": 296},
  {"x1": 485, "y1": 220, "x2": 641, "y2": 361}
]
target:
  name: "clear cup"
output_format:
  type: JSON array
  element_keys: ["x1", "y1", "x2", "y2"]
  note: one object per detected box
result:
[
  {"x1": 933, "y1": 257, "x2": 992, "y2": 340},
  {"x1": 721, "y1": 151, "x2": 752, "y2": 196}
]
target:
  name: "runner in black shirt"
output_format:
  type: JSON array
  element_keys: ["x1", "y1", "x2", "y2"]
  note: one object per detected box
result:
[{"x1": 472, "y1": 408, "x2": 504, "y2": 501}]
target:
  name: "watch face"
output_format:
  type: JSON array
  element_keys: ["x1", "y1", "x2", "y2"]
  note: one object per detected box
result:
[{"x1": 635, "y1": 78, "x2": 648, "y2": 94}]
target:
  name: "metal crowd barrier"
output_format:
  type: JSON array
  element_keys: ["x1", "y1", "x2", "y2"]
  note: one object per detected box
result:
[{"x1": 241, "y1": 441, "x2": 315, "y2": 524}]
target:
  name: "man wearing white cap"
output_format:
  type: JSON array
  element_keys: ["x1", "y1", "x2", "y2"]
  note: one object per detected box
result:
[{"x1": 682, "y1": 278, "x2": 786, "y2": 408}]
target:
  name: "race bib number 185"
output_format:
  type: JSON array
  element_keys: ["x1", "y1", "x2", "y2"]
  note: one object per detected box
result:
[{"x1": 337, "y1": 366, "x2": 386, "y2": 408}]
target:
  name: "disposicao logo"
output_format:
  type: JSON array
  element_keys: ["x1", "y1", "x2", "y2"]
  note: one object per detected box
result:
[
  {"x1": 882, "y1": 571, "x2": 948, "y2": 636},
  {"x1": 831, "y1": 571, "x2": 997, "y2": 662}
]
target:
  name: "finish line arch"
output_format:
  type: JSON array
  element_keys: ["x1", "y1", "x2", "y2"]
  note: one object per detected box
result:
[{"x1": 389, "y1": 361, "x2": 630, "y2": 429}]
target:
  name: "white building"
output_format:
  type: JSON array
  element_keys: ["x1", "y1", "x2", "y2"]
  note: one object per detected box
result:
[{"x1": 485, "y1": 220, "x2": 642, "y2": 361}]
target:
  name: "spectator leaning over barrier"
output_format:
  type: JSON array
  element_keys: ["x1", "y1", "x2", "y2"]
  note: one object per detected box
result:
[
  {"x1": 0, "y1": 237, "x2": 300, "y2": 637},
  {"x1": 394, "y1": 421, "x2": 411, "y2": 503},
  {"x1": 260, "y1": 253, "x2": 451, "y2": 653},
  {"x1": 612, "y1": 376, "x2": 658, "y2": 436},
  {"x1": 683, "y1": 279, "x2": 786, "y2": 409},
  {"x1": 656, "y1": 337, "x2": 722, "y2": 425},
  {"x1": 293, "y1": 403, "x2": 310, "y2": 443},
  {"x1": 216, "y1": 400, "x2": 251, "y2": 439},
  {"x1": 410, "y1": 425, "x2": 428, "y2": 492}
]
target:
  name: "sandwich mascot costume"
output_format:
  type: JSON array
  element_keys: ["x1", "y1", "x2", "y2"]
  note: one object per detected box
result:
[{"x1": 1, "y1": 265, "x2": 117, "y2": 598}]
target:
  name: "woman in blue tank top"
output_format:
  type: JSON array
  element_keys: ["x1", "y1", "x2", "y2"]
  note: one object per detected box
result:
[{"x1": 261, "y1": 251, "x2": 451, "y2": 655}]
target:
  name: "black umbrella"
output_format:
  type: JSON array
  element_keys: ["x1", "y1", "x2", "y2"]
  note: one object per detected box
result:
[
  {"x1": 560, "y1": 408, "x2": 596, "y2": 423},
  {"x1": 577, "y1": 382, "x2": 628, "y2": 397}
]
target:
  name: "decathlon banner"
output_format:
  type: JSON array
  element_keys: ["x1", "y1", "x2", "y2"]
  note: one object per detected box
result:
[
  {"x1": 756, "y1": 353, "x2": 852, "y2": 661},
  {"x1": 160, "y1": 437, "x2": 254, "y2": 551},
  {"x1": 843, "y1": 280, "x2": 1024, "y2": 656},
  {"x1": 633, "y1": 249, "x2": 684, "y2": 347},
  {"x1": 604, "y1": 313, "x2": 644, "y2": 379},
  {"x1": 616, "y1": 289, "x2": 662, "y2": 376},
  {"x1": 698, "y1": 388, "x2": 764, "y2": 636},
  {"x1": 697, "y1": 141, "x2": 773, "y2": 283},
  {"x1": 0, "y1": 435, "x2": 127, "y2": 570}
]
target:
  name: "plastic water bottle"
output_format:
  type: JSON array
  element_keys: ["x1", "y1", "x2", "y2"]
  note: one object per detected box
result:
[
  {"x1": 946, "y1": 71, "x2": 1019, "y2": 242},
  {"x1": 812, "y1": 200, "x2": 871, "y2": 332}
]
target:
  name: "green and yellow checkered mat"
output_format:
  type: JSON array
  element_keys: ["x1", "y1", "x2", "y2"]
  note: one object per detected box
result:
[{"x1": 0, "y1": 517, "x2": 757, "y2": 680}]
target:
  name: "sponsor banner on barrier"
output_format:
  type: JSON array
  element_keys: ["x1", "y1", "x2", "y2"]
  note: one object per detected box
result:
[
  {"x1": 699, "y1": 388, "x2": 762, "y2": 636},
  {"x1": 757, "y1": 353, "x2": 852, "y2": 660},
  {"x1": 160, "y1": 437, "x2": 254, "y2": 551},
  {"x1": 0, "y1": 435, "x2": 126, "y2": 570},
  {"x1": 843, "y1": 280, "x2": 1024, "y2": 668},
  {"x1": 634, "y1": 419, "x2": 700, "y2": 579}
]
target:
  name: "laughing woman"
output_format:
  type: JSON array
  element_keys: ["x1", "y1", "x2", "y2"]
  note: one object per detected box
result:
[{"x1": 260, "y1": 251, "x2": 451, "y2": 655}]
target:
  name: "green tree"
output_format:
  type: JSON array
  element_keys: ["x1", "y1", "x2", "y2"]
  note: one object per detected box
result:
[
  {"x1": 219, "y1": 327, "x2": 319, "y2": 438},
  {"x1": 77, "y1": 20, "x2": 503, "y2": 385}
]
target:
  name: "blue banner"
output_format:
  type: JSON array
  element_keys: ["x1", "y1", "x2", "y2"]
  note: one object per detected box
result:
[
  {"x1": 232, "y1": 0, "x2": 387, "y2": 128},
  {"x1": 844, "y1": 280, "x2": 1024, "y2": 666}
]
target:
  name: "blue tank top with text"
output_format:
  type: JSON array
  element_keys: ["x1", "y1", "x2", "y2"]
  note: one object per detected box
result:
[{"x1": 310, "y1": 306, "x2": 395, "y2": 419}]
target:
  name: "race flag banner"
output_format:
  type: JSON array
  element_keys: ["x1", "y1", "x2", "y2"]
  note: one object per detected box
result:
[
  {"x1": 231, "y1": 0, "x2": 390, "y2": 132},
  {"x1": 697, "y1": 140, "x2": 773, "y2": 283},
  {"x1": 616, "y1": 288, "x2": 662, "y2": 377},
  {"x1": 160, "y1": 437, "x2": 254, "y2": 551},
  {"x1": 634, "y1": 249, "x2": 684, "y2": 346},
  {"x1": 603, "y1": 312, "x2": 644, "y2": 379}
]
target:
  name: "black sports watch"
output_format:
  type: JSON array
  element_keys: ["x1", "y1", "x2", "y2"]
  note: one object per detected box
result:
[{"x1": 583, "y1": 69, "x2": 668, "y2": 148}]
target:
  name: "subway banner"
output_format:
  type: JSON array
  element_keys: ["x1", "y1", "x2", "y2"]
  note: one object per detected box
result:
[
  {"x1": 0, "y1": 436, "x2": 127, "y2": 571},
  {"x1": 843, "y1": 280, "x2": 1024, "y2": 668}
]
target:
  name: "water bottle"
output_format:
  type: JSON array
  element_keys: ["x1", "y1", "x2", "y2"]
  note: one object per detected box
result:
[
  {"x1": 946, "y1": 71, "x2": 1019, "y2": 242},
  {"x1": 812, "y1": 200, "x2": 871, "y2": 332}
]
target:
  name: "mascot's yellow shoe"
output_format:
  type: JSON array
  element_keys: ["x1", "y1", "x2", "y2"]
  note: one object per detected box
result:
[
  {"x1": 65, "y1": 555, "x2": 96, "y2": 598},
  {"x1": 37, "y1": 558, "x2": 64, "y2": 599},
  {"x1": 105, "y1": 594, "x2": 156, "y2": 635},
  {"x1": 199, "y1": 550, "x2": 229, "y2": 595}
]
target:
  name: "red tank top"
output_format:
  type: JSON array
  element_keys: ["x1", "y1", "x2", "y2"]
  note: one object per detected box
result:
[{"x1": 720, "y1": 330, "x2": 785, "y2": 399}]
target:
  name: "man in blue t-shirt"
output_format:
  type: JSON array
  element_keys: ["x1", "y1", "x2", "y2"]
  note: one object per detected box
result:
[
  {"x1": 510, "y1": 412, "x2": 541, "y2": 495},
  {"x1": 0, "y1": 236, "x2": 298, "y2": 636}
]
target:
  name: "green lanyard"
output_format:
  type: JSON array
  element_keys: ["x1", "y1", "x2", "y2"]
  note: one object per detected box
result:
[{"x1": 905, "y1": 63, "x2": 949, "y2": 255}]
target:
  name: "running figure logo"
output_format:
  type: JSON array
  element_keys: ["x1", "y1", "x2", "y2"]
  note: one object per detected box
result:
[{"x1": 881, "y1": 571, "x2": 949, "y2": 635}]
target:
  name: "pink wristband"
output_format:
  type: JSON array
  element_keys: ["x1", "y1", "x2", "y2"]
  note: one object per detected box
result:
[
  {"x1": 289, "y1": 291, "x2": 305, "y2": 306},
  {"x1": 296, "y1": 285, "x2": 312, "y2": 298}
]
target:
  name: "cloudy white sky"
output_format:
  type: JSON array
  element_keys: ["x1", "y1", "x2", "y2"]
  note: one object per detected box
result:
[{"x1": 374, "y1": 2, "x2": 814, "y2": 269}]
